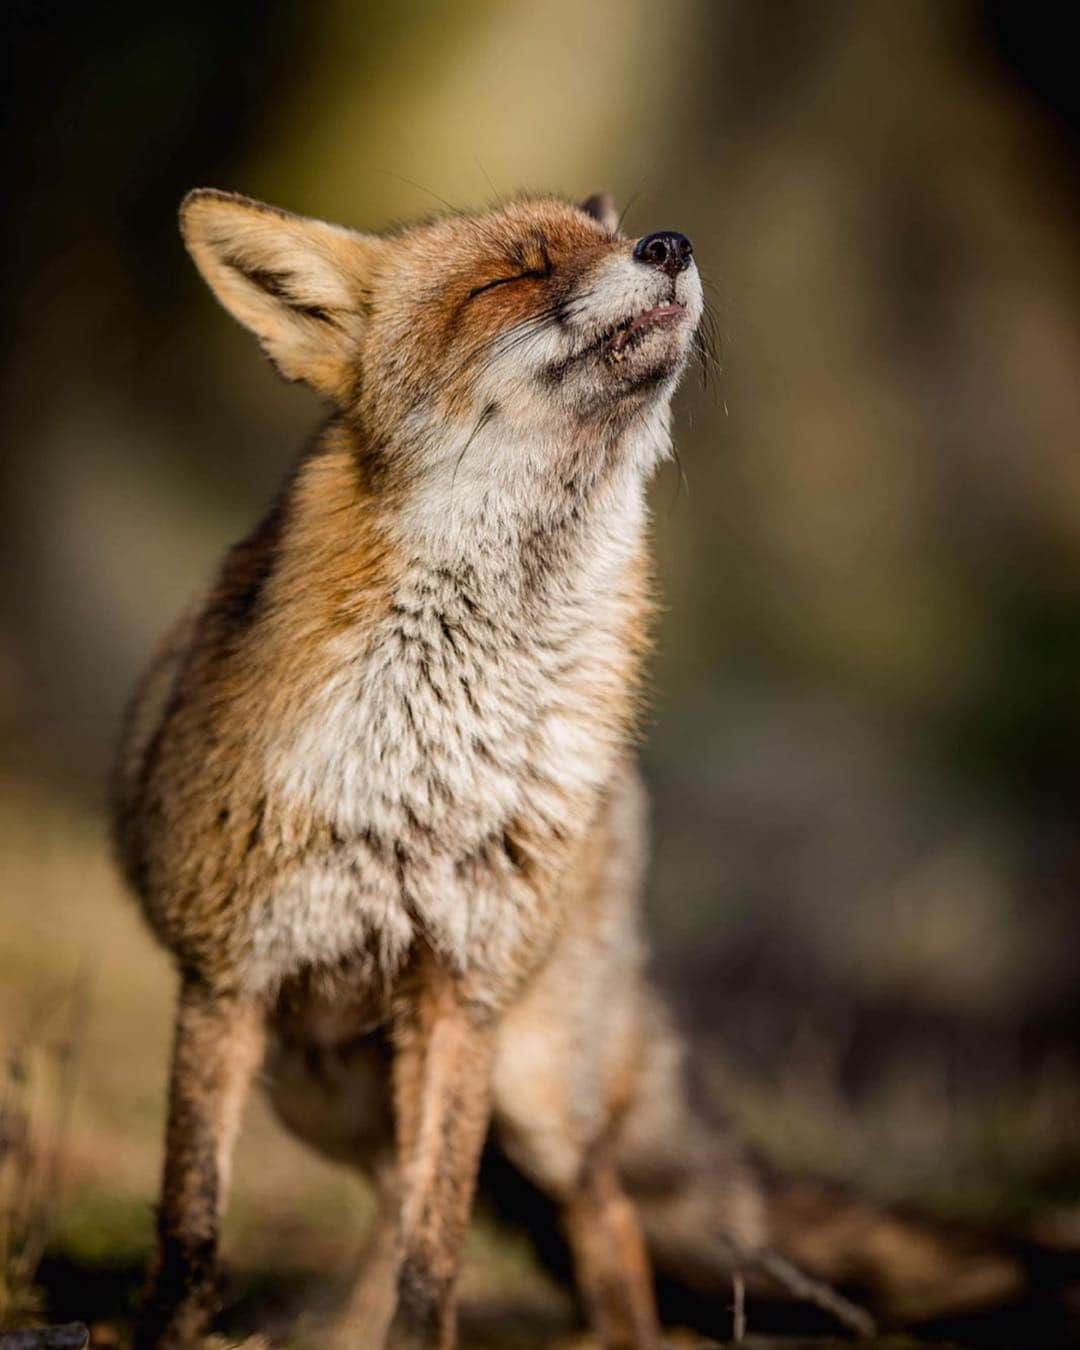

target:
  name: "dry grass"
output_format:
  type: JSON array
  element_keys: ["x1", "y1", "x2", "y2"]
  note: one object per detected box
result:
[
  {"x1": 0, "y1": 968, "x2": 90, "y2": 1327},
  {"x1": 1, "y1": 1048, "x2": 49, "y2": 1325}
]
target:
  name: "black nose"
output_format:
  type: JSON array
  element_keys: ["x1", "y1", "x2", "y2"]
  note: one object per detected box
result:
[{"x1": 633, "y1": 230, "x2": 694, "y2": 277}]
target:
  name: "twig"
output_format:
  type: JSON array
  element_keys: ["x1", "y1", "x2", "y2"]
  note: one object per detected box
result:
[
  {"x1": 20, "y1": 964, "x2": 94, "y2": 1282},
  {"x1": 755, "y1": 1247, "x2": 877, "y2": 1340},
  {"x1": 731, "y1": 1270, "x2": 746, "y2": 1342},
  {"x1": 716, "y1": 1230, "x2": 877, "y2": 1340}
]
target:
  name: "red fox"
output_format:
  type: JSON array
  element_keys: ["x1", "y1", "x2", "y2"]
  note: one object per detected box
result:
[
  {"x1": 113, "y1": 189, "x2": 1024, "y2": 1349},
  {"x1": 113, "y1": 187, "x2": 707, "y2": 1349}
]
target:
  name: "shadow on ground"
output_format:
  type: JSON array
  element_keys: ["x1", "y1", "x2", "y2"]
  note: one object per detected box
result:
[{"x1": 33, "y1": 1244, "x2": 1080, "y2": 1350}]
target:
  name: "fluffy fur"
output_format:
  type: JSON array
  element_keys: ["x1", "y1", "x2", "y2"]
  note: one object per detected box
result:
[
  {"x1": 114, "y1": 189, "x2": 704, "y2": 1349},
  {"x1": 115, "y1": 189, "x2": 1030, "y2": 1350}
]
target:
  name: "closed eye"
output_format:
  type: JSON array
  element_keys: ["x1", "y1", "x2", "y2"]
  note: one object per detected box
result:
[{"x1": 467, "y1": 267, "x2": 551, "y2": 302}]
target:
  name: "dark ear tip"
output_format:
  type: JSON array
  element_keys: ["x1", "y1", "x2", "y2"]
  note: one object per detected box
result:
[
  {"x1": 179, "y1": 187, "x2": 278, "y2": 229},
  {"x1": 181, "y1": 186, "x2": 228, "y2": 212},
  {"x1": 179, "y1": 187, "x2": 229, "y2": 236},
  {"x1": 579, "y1": 191, "x2": 618, "y2": 232}
]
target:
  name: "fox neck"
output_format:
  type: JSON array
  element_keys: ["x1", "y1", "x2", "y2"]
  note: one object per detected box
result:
[
  {"x1": 245, "y1": 409, "x2": 663, "y2": 988},
  {"x1": 387, "y1": 401, "x2": 672, "y2": 587}
]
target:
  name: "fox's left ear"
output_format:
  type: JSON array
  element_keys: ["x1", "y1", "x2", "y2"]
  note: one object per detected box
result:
[
  {"x1": 180, "y1": 188, "x2": 385, "y2": 400},
  {"x1": 578, "y1": 191, "x2": 619, "y2": 234}
]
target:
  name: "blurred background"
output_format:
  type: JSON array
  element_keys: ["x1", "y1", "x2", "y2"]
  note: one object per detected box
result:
[{"x1": 2, "y1": 1, "x2": 1078, "y2": 1344}]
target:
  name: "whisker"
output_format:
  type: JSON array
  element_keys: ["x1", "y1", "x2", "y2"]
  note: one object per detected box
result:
[
  {"x1": 421, "y1": 310, "x2": 559, "y2": 402},
  {"x1": 373, "y1": 169, "x2": 462, "y2": 215},
  {"x1": 692, "y1": 300, "x2": 723, "y2": 397},
  {"x1": 473, "y1": 156, "x2": 499, "y2": 201},
  {"x1": 617, "y1": 176, "x2": 649, "y2": 235},
  {"x1": 372, "y1": 172, "x2": 511, "y2": 261},
  {"x1": 450, "y1": 401, "x2": 498, "y2": 498},
  {"x1": 669, "y1": 440, "x2": 690, "y2": 515},
  {"x1": 421, "y1": 283, "x2": 607, "y2": 408}
]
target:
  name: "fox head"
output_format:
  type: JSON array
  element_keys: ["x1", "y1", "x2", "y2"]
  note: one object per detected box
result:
[{"x1": 181, "y1": 188, "x2": 703, "y2": 516}]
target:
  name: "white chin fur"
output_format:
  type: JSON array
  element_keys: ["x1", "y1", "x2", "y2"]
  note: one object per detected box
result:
[
  {"x1": 392, "y1": 253, "x2": 694, "y2": 556},
  {"x1": 473, "y1": 254, "x2": 702, "y2": 432},
  {"x1": 565, "y1": 251, "x2": 704, "y2": 354}
]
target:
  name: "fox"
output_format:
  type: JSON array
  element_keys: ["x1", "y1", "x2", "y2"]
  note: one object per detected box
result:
[
  {"x1": 113, "y1": 185, "x2": 709, "y2": 1350},
  {"x1": 113, "y1": 188, "x2": 1026, "y2": 1350}
]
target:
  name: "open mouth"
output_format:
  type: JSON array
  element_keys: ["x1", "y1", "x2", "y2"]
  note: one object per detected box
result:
[{"x1": 603, "y1": 301, "x2": 686, "y2": 364}]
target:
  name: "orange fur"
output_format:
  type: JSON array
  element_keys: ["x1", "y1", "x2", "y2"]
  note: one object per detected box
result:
[{"x1": 115, "y1": 187, "x2": 704, "y2": 1348}]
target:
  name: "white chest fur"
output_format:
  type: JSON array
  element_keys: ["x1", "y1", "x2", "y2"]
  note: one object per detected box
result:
[{"x1": 255, "y1": 458, "x2": 649, "y2": 992}]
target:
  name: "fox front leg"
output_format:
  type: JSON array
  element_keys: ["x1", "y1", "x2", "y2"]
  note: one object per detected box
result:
[
  {"x1": 135, "y1": 980, "x2": 265, "y2": 1350},
  {"x1": 386, "y1": 962, "x2": 496, "y2": 1349}
]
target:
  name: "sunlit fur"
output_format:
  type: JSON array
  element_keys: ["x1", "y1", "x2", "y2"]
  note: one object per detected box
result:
[
  {"x1": 113, "y1": 189, "x2": 706, "y2": 1349},
  {"x1": 116, "y1": 192, "x2": 703, "y2": 1006}
]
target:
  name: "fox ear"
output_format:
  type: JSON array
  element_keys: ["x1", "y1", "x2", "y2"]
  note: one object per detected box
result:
[
  {"x1": 180, "y1": 189, "x2": 383, "y2": 399},
  {"x1": 578, "y1": 191, "x2": 619, "y2": 234}
]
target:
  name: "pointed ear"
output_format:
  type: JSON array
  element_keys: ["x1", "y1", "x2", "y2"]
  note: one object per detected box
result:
[
  {"x1": 180, "y1": 189, "x2": 383, "y2": 399},
  {"x1": 578, "y1": 191, "x2": 619, "y2": 234}
]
